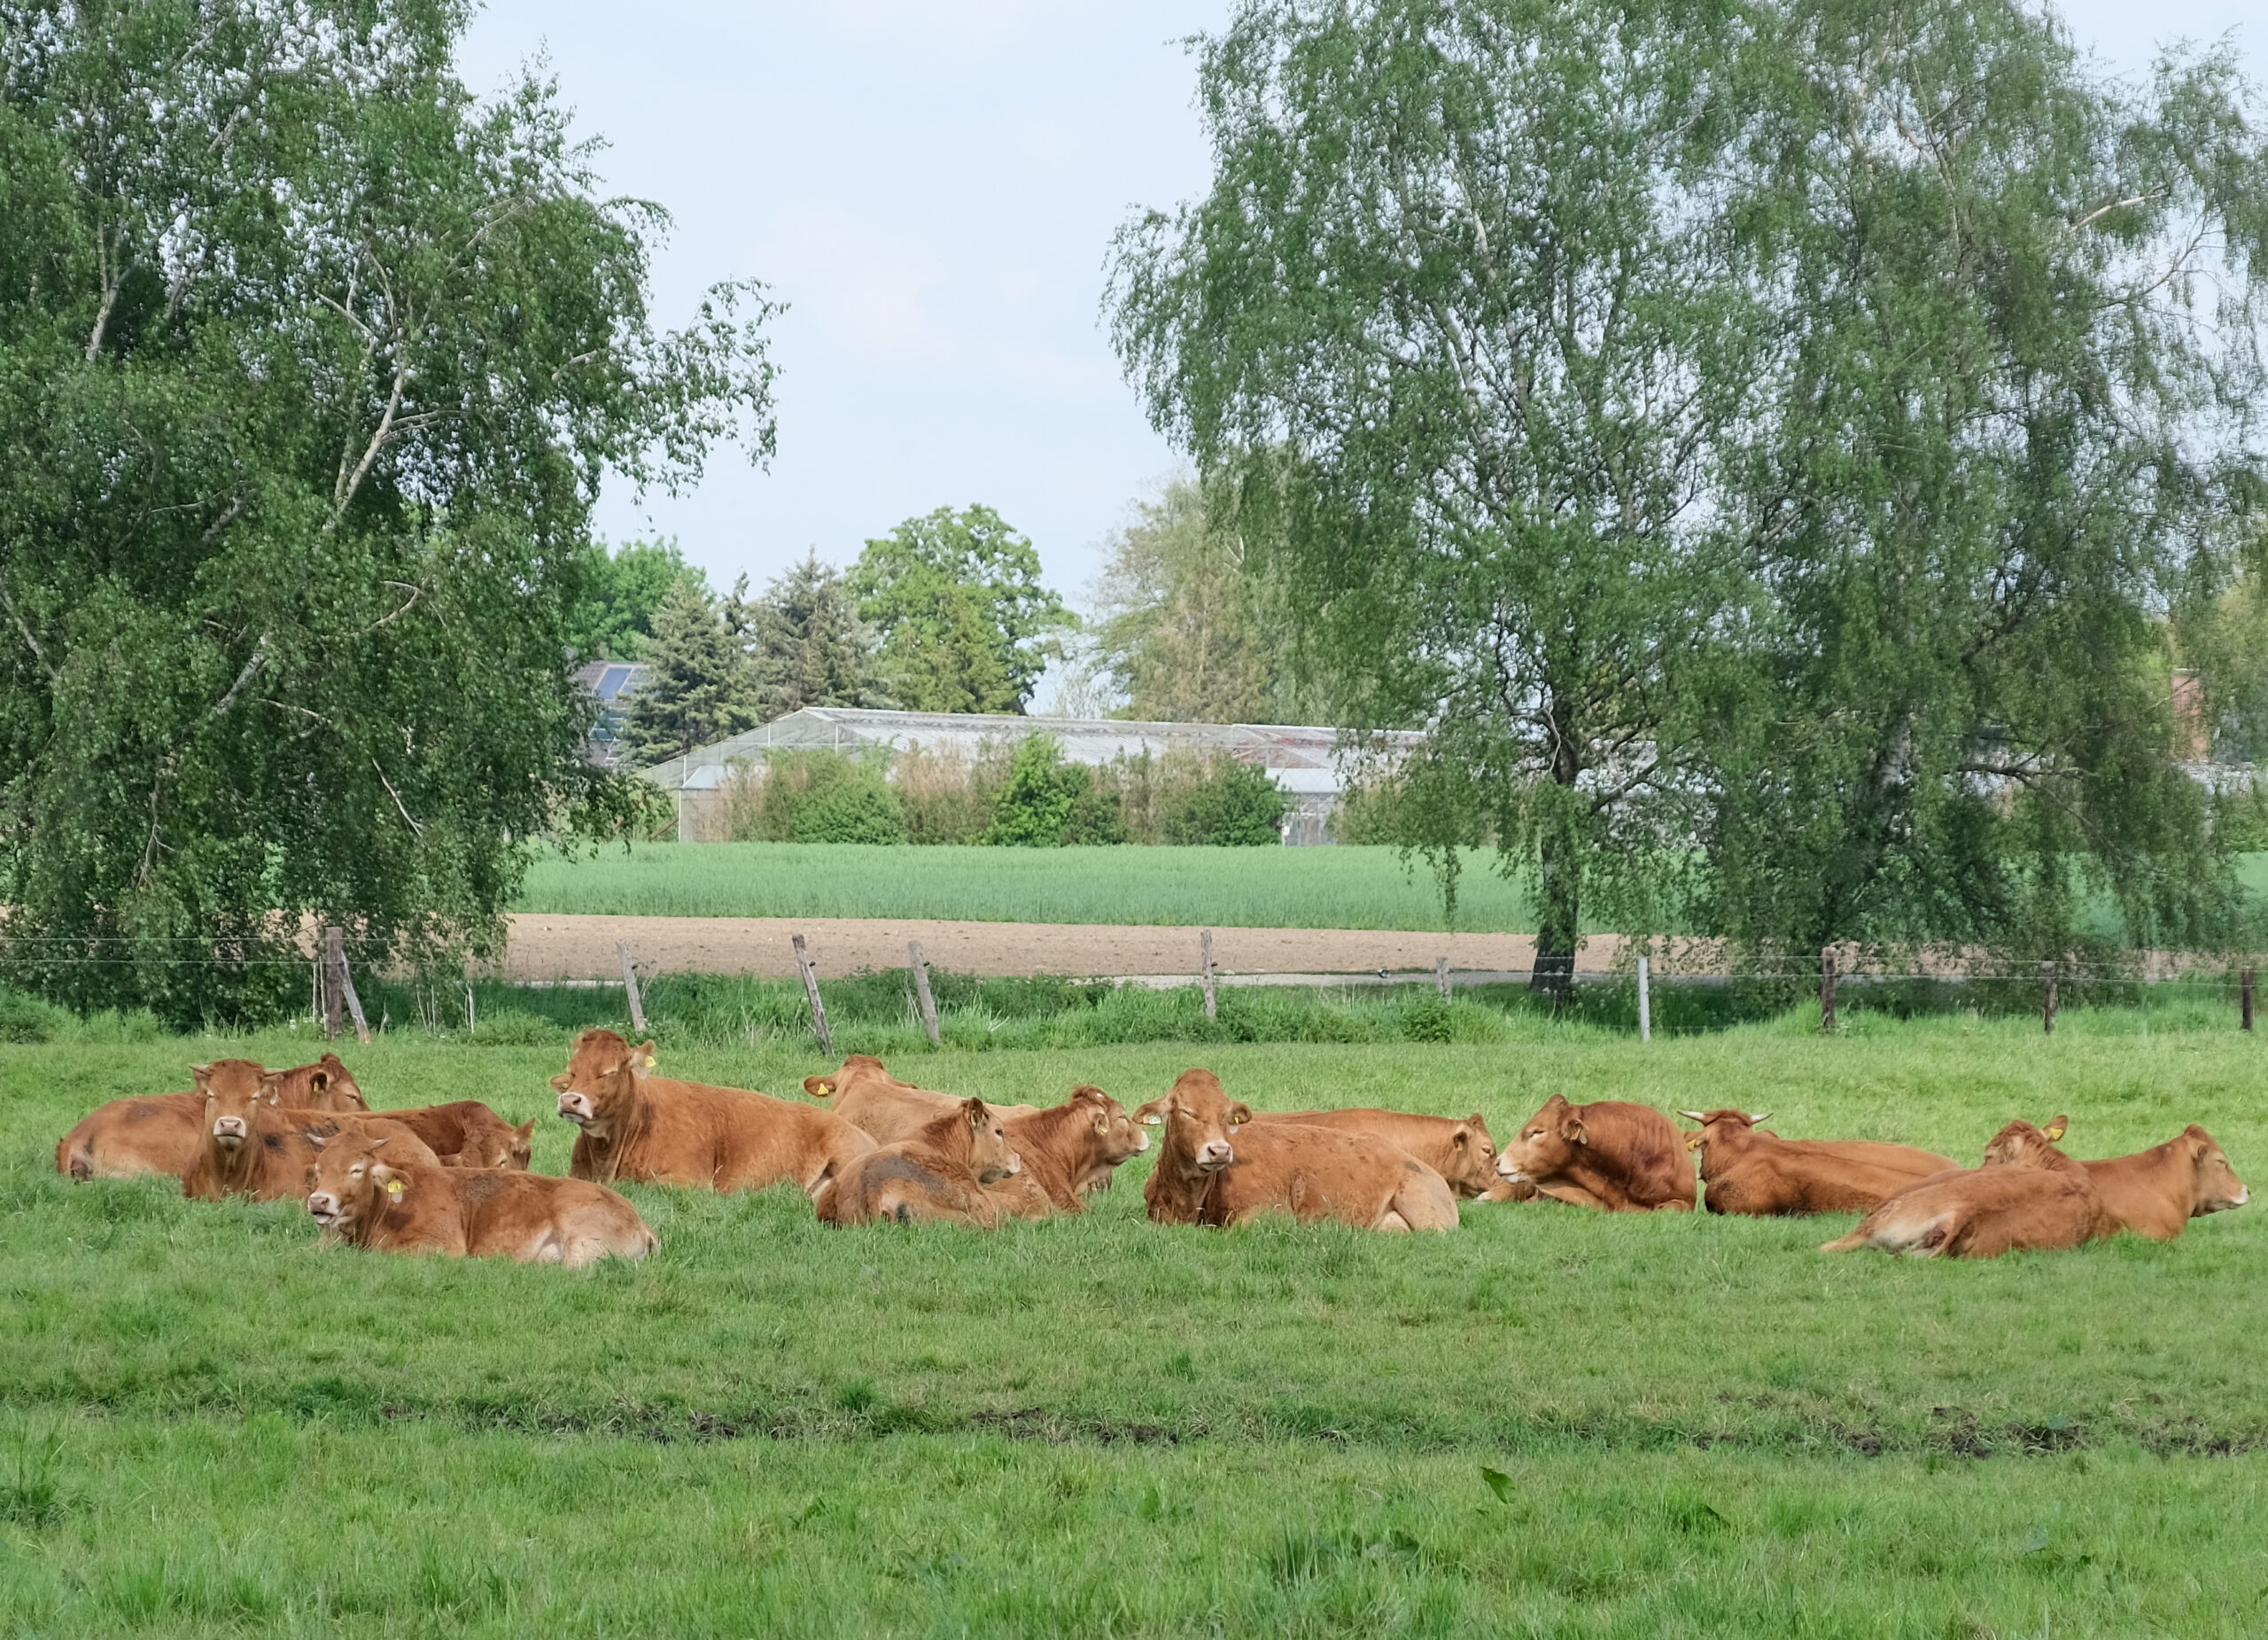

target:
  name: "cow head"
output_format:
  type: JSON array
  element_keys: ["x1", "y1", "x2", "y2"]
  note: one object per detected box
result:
[
  {"x1": 804, "y1": 1053, "x2": 890, "y2": 1100},
  {"x1": 191, "y1": 1060, "x2": 284, "y2": 1152},
  {"x1": 278, "y1": 1053, "x2": 369, "y2": 1112},
  {"x1": 304, "y1": 1134, "x2": 400, "y2": 1235},
  {"x1": 1134, "y1": 1069, "x2": 1249, "y2": 1177},
  {"x1": 550, "y1": 1030, "x2": 655, "y2": 1139},
  {"x1": 2179, "y1": 1125, "x2": 2249, "y2": 1216},
  {"x1": 464, "y1": 1118, "x2": 538, "y2": 1170},
  {"x1": 1679, "y1": 1109, "x2": 1771, "y2": 1162},
  {"x1": 1073, "y1": 1084, "x2": 1150, "y2": 1167},
  {"x1": 1980, "y1": 1117, "x2": 2078, "y2": 1175},
  {"x1": 1439, "y1": 1114, "x2": 1501, "y2": 1197},
  {"x1": 1499, "y1": 1093, "x2": 1588, "y2": 1185},
  {"x1": 959, "y1": 1098, "x2": 1021, "y2": 1184}
]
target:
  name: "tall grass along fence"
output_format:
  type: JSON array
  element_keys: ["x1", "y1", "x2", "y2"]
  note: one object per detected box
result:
[{"x1": 5, "y1": 929, "x2": 2264, "y2": 1051}]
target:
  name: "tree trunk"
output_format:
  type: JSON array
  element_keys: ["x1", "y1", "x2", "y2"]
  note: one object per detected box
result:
[{"x1": 1530, "y1": 828, "x2": 1580, "y2": 1003}]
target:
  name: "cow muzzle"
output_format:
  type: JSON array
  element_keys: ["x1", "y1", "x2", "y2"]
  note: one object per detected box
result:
[
  {"x1": 213, "y1": 1116, "x2": 248, "y2": 1147},
  {"x1": 556, "y1": 1091, "x2": 594, "y2": 1124},
  {"x1": 1495, "y1": 1154, "x2": 1528, "y2": 1182},
  {"x1": 1197, "y1": 1139, "x2": 1234, "y2": 1170},
  {"x1": 306, "y1": 1191, "x2": 340, "y2": 1225}
]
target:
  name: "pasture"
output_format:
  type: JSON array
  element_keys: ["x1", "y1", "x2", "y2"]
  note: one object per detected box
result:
[
  {"x1": 4, "y1": 1014, "x2": 2266, "y2": 1636},
  {"x1": 515, "y1": 841, "x2": 1529, "y2": 929}
]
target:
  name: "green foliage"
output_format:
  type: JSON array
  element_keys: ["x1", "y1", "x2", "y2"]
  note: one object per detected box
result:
[
  {"x1": 567, "y1": 540, "x2": 706, "y2": 662},
  {"x1": 1156, "y1": 756, "x2": 1286, "y2": 845},
  {"x1": 718, "y1": 750, "x2": 905, "y2": 846},
  {"x1": 983, "y1": 735, "x2": 1123, "y2": 846},
  {"x1": 0, "y1": 0, "x2": 775, "y2": 1026},
  {"x1": 850, "y1": 507, "x2": 1075, "y2": 713},
  {"x1": 1090, "y1": 477, "x2": 1310, "y2": 722},
  {"x1": 620, "y1": 582, "x2": 760, "y2": 766},
  {"x1": 730, "y1": 550, "x2": 889, "y2": 719},
  {"x1": 1113, "y1": 0, "x2": 2268, "y2": 973},
  {"x1": 0, "y1": 989, "x2": 70, "y2": 1045}
]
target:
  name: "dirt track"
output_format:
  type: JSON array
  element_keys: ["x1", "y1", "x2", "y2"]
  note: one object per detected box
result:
[{"x1": 504, "y1": 914, "x2": 1628, "y2": 982}]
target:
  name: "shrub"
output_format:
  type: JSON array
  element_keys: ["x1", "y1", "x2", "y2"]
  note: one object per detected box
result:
[
  {"x1": 718, "y1": 749, "x2": 903, "y2": 844},
  {"x1": 469, "y1": 1010, "x2": 561, "y2": 1047},
  {"x1": 1159, "y1": 757, "x2": 1286, "y2": 845},
  {"x1": 795, "y1": 781, "x2": 906, "y2": 844},
  {"x1": 0, "y1": 987, "x2": 72, "y2": 1044},
  {"x1": 896, "y1": 742, "x2": 1007, "y2": 843},
  {"x1": 987, "y1": 735, "x2": 1122, "y2": 846}
]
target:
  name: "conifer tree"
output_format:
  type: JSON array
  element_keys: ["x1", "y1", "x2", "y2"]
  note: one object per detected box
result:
[{"x1": 621, "y1": 583, "x2": 759, "y2": 764}]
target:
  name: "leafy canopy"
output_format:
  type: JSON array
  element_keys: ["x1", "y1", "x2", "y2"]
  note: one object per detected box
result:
[
  {"x1": 850, "y1": 506, "x2": 1074, "y2": 715},
  {"x1": 0, "y1": 0, "x2": 776, "y2": 1022}
]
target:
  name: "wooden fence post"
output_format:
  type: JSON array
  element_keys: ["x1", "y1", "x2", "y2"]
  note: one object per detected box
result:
[
  {"x1": 909, "y1": 940, "x2": 942, "y2": 1047},
  {"x1": 1200, "y1": 929, "x2": 1217, "y2": 1022},
  {"x1": 2243, "y1": 967, "x2": 2256, "y2": 1034},
  {"x1": 617, "y1": 941, "x2": 649, "y2": 1036},
  {"x1": 1637, "y1": 956, "x2": 1652, "y2": 1044},
  {"x1": 335, "y1": 937, "x2": 370, "y2": 1045},
  {"x1": 2041, "y1": 960, "x2": 2057, "y2": 1036},
  {"x1": 464, "y1": 983, "x2": 477, "y2": 1038},
  {"x1": 1820, "y1": 948, "x2": 1837, "y2": 1035},
  {"x1": 1435, "y1": 954, "x2": 1451, "y2": 1000},
  {"x1": 322, "y1": 927, "x2": 344, "y2": 1040},
  {"x1": 793, "y1": 934, "x2": 835, "y2": 1056}
]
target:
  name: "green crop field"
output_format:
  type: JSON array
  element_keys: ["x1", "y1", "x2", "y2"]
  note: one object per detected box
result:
[
  {"x1": 4, "y1": 1012, "x2": 2265, "y2": 1636},
  {"x1": 515, "y1": 841, "x2": 1530, "y2": 929}
]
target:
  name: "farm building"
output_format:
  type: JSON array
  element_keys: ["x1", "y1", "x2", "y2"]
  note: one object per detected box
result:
[
  {"x1": 571, "y1": 659, "x2": 649, "y2": 769},
  {"x1": 637, "y1": 706, "x2": 1419, "y2": 843}
]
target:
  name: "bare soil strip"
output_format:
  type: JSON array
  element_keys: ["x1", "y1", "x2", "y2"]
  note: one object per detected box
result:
[{"x1": 503, "y1": 913, "x2": 1632, "y2": 982}]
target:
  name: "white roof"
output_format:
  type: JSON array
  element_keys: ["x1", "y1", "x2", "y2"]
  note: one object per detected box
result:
[{"x1": 641, "y1": 707, "x2": 1417, "y2": 795}]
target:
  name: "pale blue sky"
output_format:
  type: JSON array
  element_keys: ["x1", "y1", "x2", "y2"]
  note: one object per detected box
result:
[{"x1": 458, "y1": 0, "x2": 2261, "y2": 612}]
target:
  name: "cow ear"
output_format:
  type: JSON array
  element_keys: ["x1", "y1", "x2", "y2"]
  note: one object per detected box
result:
[
  {"x1": 260, "y1": 1073, "x2": 287, "y2": 1104},
  {"x1": 1467, "y1": 1112, "x2": 1486, "y2": 1129},
  {"x1": 307, "y1": 1070, "x2": 330, "y2": 1095},
  {"x1": 549, "y1": 1074, "x2": 571, "y2": 1093},
  {"x1": 1685, "y1": 1132, "x2": 1705, "y2": 1151},
  {"x1": 1561, "y1": 1116, "x2": 1588, "y2": 1146},
  {"x1": 1449, "y1": 1127, "x2": 1471, "y2": 1151},
  {"x1": 1133, "y1": 1099, "x2": 1166, "y2": 1126},
  {"x1": 637, "y1": 1040, "x2": 658, "y2": 1071},
  {"x1": 960, "y1": 1097, "x2": 990, "y2": 1132},
  {"x1": 804, "y1": 1076, "x2": 835, "y2": 1098},
  {"x1": 1228, "y1": 1102, "x2": 1254, "y2": 1128},
  {"x1": 190, "y1": 1062, "x2": 214, "y2": 1087},
  {"x1": 2043, "y1": 1115, "x2": 2068, "y2": 1143}
]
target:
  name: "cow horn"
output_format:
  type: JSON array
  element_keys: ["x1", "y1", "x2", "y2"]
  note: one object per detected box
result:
[
  {"x1": 1749, "y1": 1111, "x2": 1770, "y2": 1124},
  {"x1": 1679, "y1": 1110, "x2": 1706, "y2": 1123}
]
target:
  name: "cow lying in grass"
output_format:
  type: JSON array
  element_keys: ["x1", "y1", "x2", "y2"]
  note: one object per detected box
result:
[
  {"x1": 1819, "y1": 1119, "x2": 2117, "y2": 1258},
  {"x1": 1496, "y1": 1095, "x2": 1695, "y2": 1210},
  {"x1": 1984, "y1": 1116, "x2": 2249, "y2": 1240},
  {"x1": 181, "y1": 1061, "x2": 440, "y2": 1201},
  {"x1": 803, "y1": 1054, "x2": 1039, "y2": 1143},
  {"x1": 306, "y1": 1136, "x2": 655, "y2": 1266},
  {"x1": 1139, "y1": 1069, "x2": 1458, "y2": 1232},
  {"x1": 357, "y1": 1101, "x2": 536, "y2": 1170},
  {"x1": 1682, "y1": 1108, "x2": 1958, "y2": 1216},
  {"x1": 554, "y1": 1030, "x2": 874, "y2": 1195},
  {"x1": 1244, "y1": 1108, "x2": 1502, "y2": 1198},
  {"x1": 984, "y1": 1086, "x2": 1149, "y2": 1219},
  {"x1": 56, "y1": 1053, "x2": 368, "y2": 1180},
  {"x1": 815, "y1": 1098, "x2": 1023, "y2": 1227}
]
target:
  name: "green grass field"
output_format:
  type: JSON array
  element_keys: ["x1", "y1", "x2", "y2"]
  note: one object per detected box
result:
[
  {"x1": 516, "y1": 841, "x2": 1525, "y2": 929},
  {"x1": 4, "y1": 1013, "x2": 2265, "y2": 1636}
]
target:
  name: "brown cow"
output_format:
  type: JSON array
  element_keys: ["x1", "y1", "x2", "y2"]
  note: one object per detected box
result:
[
  {"x1": 182, "y1": 1061, "x2": 439, "y2": 1201},
  {"x1": 1246, "y1": 1108, "x2": 1501, "y2": 1198},
  {"x1": 802, "y1": 1054, "x2": 1039, "y2": 1144},
  {"x1": 1820, "y1": 1119, "x2": 2117, "y2": 1258},
  {"x1": 1984, "y1": 1116, "x2": 2249, "y2": 1240},
  {"x1": 1138, "y1": 1069, "x2": 1459, "y2": 1232},
  {"x1": 815, "y1": 1098, "x2": 1023, "y2": 1228},
  {"x1": 983, "y1": 1086, "x2": 1150, "y2": 1219},
  {"x1": 1496, "y1": 1095, "x2": 1695, "y2": 1211},
  {"x1": 1683, "y1": 1108, "x2": 1960, "y2": 1216},
  {"x1": 55, "y1": 1054, "x2": 368, "y2": 1181},
  {"x1": 552, "y1": 1030, "x2": 874, "y2": 1195},
  {"x1": 360, "y1": 1102, "x2": 536, "y2": 1170},
  {"x1": 306, "y1": 1136, "x2": 655, "y2": 1266}
]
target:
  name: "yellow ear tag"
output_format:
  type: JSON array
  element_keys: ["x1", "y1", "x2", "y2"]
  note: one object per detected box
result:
[
  {"x1": 385, "y1": 1179, "x2": 405, "y2": 1197},
  {"x1": 644, "y1": 1055, "x2": 657, "y2": 1069}
]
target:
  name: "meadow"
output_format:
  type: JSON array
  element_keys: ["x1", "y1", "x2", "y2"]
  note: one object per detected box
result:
[
  {"x1": 4, "y1": 1012, "x2": 2265, "y2": 1636},
  {"x1": 514, "y1": 841, "x2": 1526, "y2": 929}
]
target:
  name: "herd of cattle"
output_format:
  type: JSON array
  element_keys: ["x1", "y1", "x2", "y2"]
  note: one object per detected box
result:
[{"x1": 50, "y1": 1027, "x2": 2249, "y2": 1267}]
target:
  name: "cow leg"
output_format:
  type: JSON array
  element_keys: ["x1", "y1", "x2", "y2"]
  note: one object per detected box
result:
[{"x1": 1376, "y1": 1210, "x2": 1413, "y2": 1232}]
